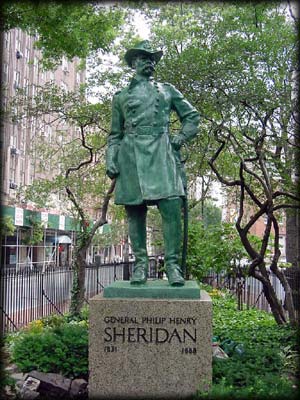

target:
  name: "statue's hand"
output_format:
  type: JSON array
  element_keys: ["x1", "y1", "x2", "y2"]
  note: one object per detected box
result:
[
  {"x1": 171, "y1": 135, "x2": 185, "y2": 151},
  {"x1": 106, "y1": 167, "x2": 119, "y2": 179}
]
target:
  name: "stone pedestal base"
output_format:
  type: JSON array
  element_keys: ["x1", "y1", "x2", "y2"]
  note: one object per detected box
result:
[{"x1": 89, "y1": 286, "x2": 212, "y2": 399}]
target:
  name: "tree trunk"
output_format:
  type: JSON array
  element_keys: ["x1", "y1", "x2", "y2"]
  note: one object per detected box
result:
[
  {"x1": 69, "y1": 247, "x2": 87, "y2": 316},
  {"x1": 286, "y1": 209, "x2": 300, "y2": 268},
  {"x1": 286, "y1": 68, "x2": 300, "y2": 268},
  {"x1": 250, "y1": 266, "x2": 287, "y2": 325},
  {"x1": 66, "y1": 180, "x2": 116, "y2": 316}
]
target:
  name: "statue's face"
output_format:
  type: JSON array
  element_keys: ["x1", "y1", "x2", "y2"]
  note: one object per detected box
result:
[{"x1": 133, "y1": 54, "x2": 155, "y2": 77}]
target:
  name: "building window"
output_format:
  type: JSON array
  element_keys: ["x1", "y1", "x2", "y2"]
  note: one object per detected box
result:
[
  {"x1": 2, "y1": 63, "x2": 9, "y2": 83},
  {"x1": 20, "y1": 121, "x2": 26, "y2": 145},
  {"x1": 23, "y1": 78, "x2": 29, "y2": 95},
  {"x1": 31, "y1": 84, "x2": 36, "y2": 104},
  {"x1": 33, "y1": 57, "x2": 39, "y2": 77},
  {"x1": 20, "y1": 158, "x2": 25, "y2": 186},
  {"x1": 11, "y1": 105, "x2": 18, "y2": 124},
  {"x1": 30, "y1": 117, "x2": 37, "y2": 136},
  {"x1": 4, "y1": 32, "x2": 10, "y2": 49},
  {"x1": 15, "y1": 38, "x2": 21, "y2": 52},
  {"x1": 25, "y1": 48, "x2": 30, "y2": 61},
  {"x1": 21, "y1": 116, "x2": 27, "y2": 131},
  {"x1": 2, "y1": 96, "x2": 8, "y2": 112},
  {"x1": 76, "y1": 72, "x2": 81, "y2": 85},
  {"x1": 11, "y1": 124, "x2": 18, "y2": 144},
  {"x1": 30, "y1": 157, "x2": 35, "y2": 183},
  {"x1": 46, "y1": 125, "x2": 52, "y2": 142},
  {"x1": 10, "y1": 134, "x2": 16, "y2": 147},
  {"x1": 9, "y1": 156, "x2": 17, "y2": 184},
  {"x1": 13, "y1": 70, "x2": 21, "y2": 90},
  {"x1": 62, "y1": 56, "x2": 69, "y2": 73},
  {"x1": 60, "y1": 81, "x2": 68, "y2": 92}
]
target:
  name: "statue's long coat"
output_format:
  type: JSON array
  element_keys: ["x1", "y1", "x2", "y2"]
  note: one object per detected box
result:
[{"x1": 106, "y1": 76, "x2": 200, "y2": 205}]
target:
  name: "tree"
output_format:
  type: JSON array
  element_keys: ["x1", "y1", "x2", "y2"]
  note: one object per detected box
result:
[
  {"x1": 2, "y1": 2, "x2": 126, "y2": 314},
  {"x1": 189, "y1": 199, "x2": 222, "y2": 228},
  {"x1": 138, "y1": 2, "x2": 299, "y2": 324},
  {"x1": 187, "y1": 221, "x2": 253, "y2": 282},
  {"x1": 1, "y1": 1, "x2": 124, "y2": 69},
  {"x1": 10, "y1": 84, "x2": 117, "y2": 315}
]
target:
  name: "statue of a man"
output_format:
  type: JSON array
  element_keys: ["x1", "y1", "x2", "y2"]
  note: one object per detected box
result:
[{"x1": 106, "y1": 40, "x2": 200, "y2": 286}]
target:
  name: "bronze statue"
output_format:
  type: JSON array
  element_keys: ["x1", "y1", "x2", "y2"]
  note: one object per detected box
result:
[{"x1": 106, "y1": 41, "x2": 200, "y2": 286}]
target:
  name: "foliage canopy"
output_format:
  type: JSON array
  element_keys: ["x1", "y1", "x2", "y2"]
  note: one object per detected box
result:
[{"x1": 1, "y1": 2, "x2": 124, "y2": 68}]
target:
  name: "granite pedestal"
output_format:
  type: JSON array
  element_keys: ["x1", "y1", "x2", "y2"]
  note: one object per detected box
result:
[{"x1": 89, "y1": 281, "x2": 212, "y2": 399}]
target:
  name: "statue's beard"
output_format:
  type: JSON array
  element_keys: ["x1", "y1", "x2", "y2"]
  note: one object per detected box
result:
[{"x1": 142, "y1": 63, "x2": 155, "y2": 75}]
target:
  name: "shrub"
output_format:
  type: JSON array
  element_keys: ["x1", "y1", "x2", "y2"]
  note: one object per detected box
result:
[
  {"x1": 10, "y1": 322, "x2": 88, "y2": 379},
  {"x1": 198, "y1": 287, "x2": 299, "y2": 399}
]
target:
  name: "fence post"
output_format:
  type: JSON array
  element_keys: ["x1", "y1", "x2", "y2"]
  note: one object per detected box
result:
[
  {"x1": 96, "y1": 264, "x2": 100, "y2": 294},
  {"x1": 123, "y1": 261, "x2": 130, "y2": 281},
  {"x1": 246, "y1": 284, "x2": 250, "y2": 310},
  {"x1": 40, "y1": 272, "x2": 44, "y2": 318},
  {"x1": 113, "y1": 261, "x2": 117, "y2": 281},
  {"x1": 0, "y1": 270, "x2": 4, "y2": 334}
]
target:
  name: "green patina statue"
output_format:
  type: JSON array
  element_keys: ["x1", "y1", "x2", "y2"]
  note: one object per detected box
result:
[{"x1": 106, "y1": 40, "x2": 200, "y2": 286}]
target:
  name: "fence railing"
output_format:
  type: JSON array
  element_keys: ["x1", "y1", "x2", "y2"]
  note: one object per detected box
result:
[
  {"x1": 202, "y1": 271, "x2": 285, "y2": 312},
  {"x1": 1, "y1": 262, "x2": 299, "y2": 333},
  {"x1": 0, "y1": 262, "x2": 137, "y2": 333}
]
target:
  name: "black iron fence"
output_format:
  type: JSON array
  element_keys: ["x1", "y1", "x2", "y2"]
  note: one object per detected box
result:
[
  {"x1": 203, "y1": 268, "x2": 300, "y2": 317},
  {"x1": 202, "y1": 271, "x2": 282, "y2": 312},
  {"x1": 0, "y1": 260, "x2": 154, "y2": 333},
  {"x1": 1, "y1": 262, "x2": 299, "y2": 333}
]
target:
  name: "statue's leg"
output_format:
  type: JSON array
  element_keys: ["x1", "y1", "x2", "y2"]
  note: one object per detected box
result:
[
  {"x1": 158, "y1": 197, "x2": 185, "y2": 286},
  {"x1": 125, "y1": 204, "x2": 148, "y2": 284}
]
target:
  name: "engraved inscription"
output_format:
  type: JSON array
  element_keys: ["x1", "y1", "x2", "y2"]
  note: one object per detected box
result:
[
  {"x1": 102, "y1": 315, "x2": 198, "y2": 354},
  {"x1": 104, "y1": 345, "x2": 117, "y2": 353},
  {"x1": 104, "y1": 326, "x2": 196, "y2": 344},
  {"x1": 182, "y1": 347, "x2": 197, "y2": 354}
]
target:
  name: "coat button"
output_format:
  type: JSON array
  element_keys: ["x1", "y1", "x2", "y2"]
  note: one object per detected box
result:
[{"x1": 132, "y1": 122, "x2": 137, "y2": 127}]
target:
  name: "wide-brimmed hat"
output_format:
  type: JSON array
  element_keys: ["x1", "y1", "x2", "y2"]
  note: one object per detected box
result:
[{"x1": 124, "y1": 40, "x2": 163, "y2": 68}]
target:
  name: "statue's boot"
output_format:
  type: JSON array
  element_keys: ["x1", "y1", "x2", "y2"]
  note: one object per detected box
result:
[
  {"x1": 158, "y1": 198, "x2": 185, "y2": 286},
  {"x1": 126, "y1": 204, "x2": 148, "y2": 284}
]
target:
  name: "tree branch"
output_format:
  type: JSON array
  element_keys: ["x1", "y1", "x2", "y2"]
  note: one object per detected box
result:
[
  {"x1": 85, "y1": 179, "x2": 116, "y2": 248},
  {"x1": 209, "y1": 132, "x2": 241, "y2": 187}
]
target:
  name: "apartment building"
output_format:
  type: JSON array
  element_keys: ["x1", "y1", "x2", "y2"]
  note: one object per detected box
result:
[{"x1": 1, "y1": 28, "x2": 85, "y2": 269}]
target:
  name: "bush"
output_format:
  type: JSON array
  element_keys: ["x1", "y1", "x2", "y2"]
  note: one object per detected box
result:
[
  {"x1": 5, "y1": 296, "x2": 298, "y2": 399},
  {"x1": 198, "y1": 287, "x2": 299, "y2": 399},
  {"x1": 187, "y1": 222, "x2": 251, "y2": 280},
  {"x1": 9, "y1": 322, "x2": 88, "y2": 379}
]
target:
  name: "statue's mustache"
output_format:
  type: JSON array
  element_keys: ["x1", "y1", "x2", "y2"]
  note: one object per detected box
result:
[{"x1": 143, "y1": 63, "x2": 155, "y2": 71}]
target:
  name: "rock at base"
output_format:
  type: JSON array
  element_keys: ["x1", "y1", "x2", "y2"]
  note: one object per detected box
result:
[
  {"x1": 26, "y1": 371, "x2": 71, "y2": 398},
  {"x1": 69, "y1": 378, "x2": 88, "y2": 399}
]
